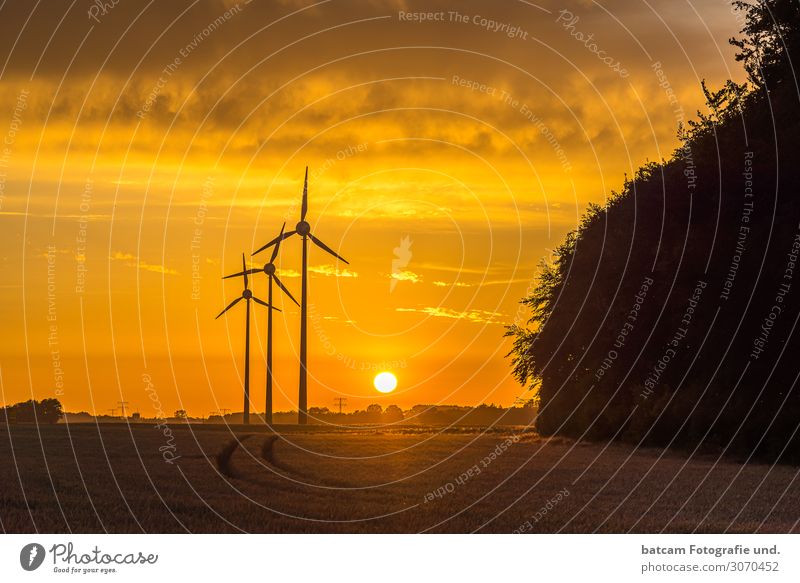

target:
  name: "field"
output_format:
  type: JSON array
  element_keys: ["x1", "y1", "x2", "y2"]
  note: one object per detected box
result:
[{"x1": 1, "y1": 423, "x2": 799, "y2": 533}]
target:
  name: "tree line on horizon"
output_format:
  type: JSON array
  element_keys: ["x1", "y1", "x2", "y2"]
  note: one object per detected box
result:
[
  {"x1": 9, "y1": 400, "x2": 537, "y2": 427},
  {"x1": 508, "y1": 0, "x2": 800, "y2": 461}
]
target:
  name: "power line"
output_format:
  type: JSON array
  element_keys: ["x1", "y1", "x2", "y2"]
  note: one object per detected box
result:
[
  {"x1": 117, "y1": 401, "x2": 129, "y2": 418},
  {"x1": 333, "y1": 397, "x2": 347, "y2": 414}
]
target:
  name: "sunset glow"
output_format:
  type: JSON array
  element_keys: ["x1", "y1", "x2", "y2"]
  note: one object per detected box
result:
[{"x1": 0, "y1": 0, "x2": 744, "y2": 417}]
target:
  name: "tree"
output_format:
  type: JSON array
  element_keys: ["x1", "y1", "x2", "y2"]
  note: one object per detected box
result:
[
  {"x1": 1, "y1": 399, "x2": 63, "y2": 424},
  {"x1": 38, "y1": 398, "x2": 63, "y2": 424},
  {"x1": 506, "y1": 0, "x2": 800, "y2": 459},
  {"x1": 174, "y1": 409, "x2": 187, "y2": 420},
  {"x1": 383, "y1": 404, "x2": 404, "y2": 422},
  {"x1": 730, "y1": 0, "x2": 800, "y2": 88}
]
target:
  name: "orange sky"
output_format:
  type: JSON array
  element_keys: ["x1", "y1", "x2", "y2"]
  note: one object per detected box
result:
[{"x1": 0, "y1": 0, "x2": 745, "y2": 417}]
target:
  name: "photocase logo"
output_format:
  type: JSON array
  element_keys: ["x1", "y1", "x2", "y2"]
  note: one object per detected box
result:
[
  {"x1": 390, "y1": 236, "x2": 413, "y2": 293},
  {"x1": 20, "y1": 543, "x2": 46, "y2": 571}
]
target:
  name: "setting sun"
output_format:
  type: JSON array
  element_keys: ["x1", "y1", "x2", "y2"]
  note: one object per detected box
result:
[{"x1": 373, "y1": 372, "x2": 398, "y2": 394}]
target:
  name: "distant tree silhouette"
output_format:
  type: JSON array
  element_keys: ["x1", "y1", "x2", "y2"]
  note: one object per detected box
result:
[
  {"x1": 507, "y1": 0, "x2": 800, "y2": 460},
  {"x1": 196, "y1": 403, "x2": 535, "y2": 427},
  {"x1": 1, "y1": 398, "x2": 63, "y2": 424},
  {"x1": 174, "y1": 409, "x2": 187, "y2": 420},
  {"x1": 383, "y1": 404, "x2": 404, "y2": 422},
  {"x1": 38, "y1": 399, "x2": 63, "y2": 424}
]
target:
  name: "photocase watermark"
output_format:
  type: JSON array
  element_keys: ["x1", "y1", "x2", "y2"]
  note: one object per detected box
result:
[
  {"x1": 283, "y1": 143, "x2": 369, "y2": 222},
  {"x1": 451, "y1": 74, "x2": 572, "y2": 172},
  {"x1": 398, "y1": 11, "x2": 529, "y2": 40},
  {"x1": 720, "y1": 151, "x2": 755, "y2": 302},
  {"x1": 49, "y1": 542, "x2": 158, "y2": 573},
  {"x1": 75, "y1": 178, "x2": 92, "y2": 294},
  {"x1": 499, "y1": 89, "x2": 573, "y2": 172},
  {"x1": 678, "y1": 141, "x2": 697, "y2": 195},
  {"x1": 21, "y1": 540, "x2": 158, "y2": 574},
  {"x1": 191, "y1": 175, "x2": 214, "y2": 300},
  {"x1": 512, "y1": 269, "x2": 542, "y2": 328},
  {"x1": 136, "y1": 3, "x2": 246, "y2": 119},
  {"x1": 87, "y1": 0, "x2": 120, "y2": 23},
  {"x1": 308, "y1": 142, "x2": 368, "y2": 184},
  {"x1": 46, "y1": 246, "x2": 65, "y2": 398},
  {"x1": 641, "y1": 280, "x2": 707, "y2": 399},
  {"x1": 142, "y1": 373, "x2": 180, "y2": 464},
  {"x1": 652, "y1": 61, "x2": 686, "y2": 125},
  {"x1": 513, "y1": 488, "x2": 570, "y2": 533},
  {"x1": 594, "y1": 275, "x2": 654, "y2": 382},
  {"x1": 390, "y1": 235, "x2": 413, "y2": 293},
  {"x1": 0, "y1": 88, "x2": 29, "y2": 211},
  {"x1": 423, "y1": 434, "x2": 519, "y2": 503},
  {"x1": 450, "y1": 11, "x2": 529, "y2": 40},
  {"x1": 308, "y1": 302, "x2": 407, "y2": 371},
  {"x1": 749, "y1": 222, "x2": 800, "y2": 360},
  {"x1": 555, "y1": 9, "x2": 629, "y2": 78},
  {"x1": 451, "y1": 75, "x2": 499, "y2": 98},
  {"x1": 20, "y1": 543, "x2": 46, "y2": 571}
]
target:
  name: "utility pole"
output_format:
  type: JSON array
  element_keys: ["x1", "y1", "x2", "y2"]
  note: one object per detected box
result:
[
  {"x1": 333, "y1": 397, "x2": 347, "y2": 414},
  {"x1": 117, "y1": 401, "x2": 129, "y2": 418},
  {"x1": 107, "y1": 408, "x2": 117, "y2": 417}
]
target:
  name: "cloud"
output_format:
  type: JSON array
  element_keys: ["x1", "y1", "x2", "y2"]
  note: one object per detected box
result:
[
  {"x1": 110, "y1": 252, "x2": 179, "y2": 276},
  {"x1": 432, "y1": 277, "x2": 534, "y2": 288},
  {"x1": 415, "y1": 263, "x2": 503, "y2": 275},
  {"x1": 275, "y1": 267, "x2": 301, "y2": 278},
  {"x1": 0, "y1": 210, "x2": 110, "y2": 221},
  {"x1": 390, "y1": 270, "x2": 421, "y2": 283},
  {"x1": 395, "y1": 306, "x2": 503, "y2": 324},
  {"x1": 309, "y1": 264, "x2": 358, "y2": 278},
  {"x1": 274, "y1": 264, "x2": 357, "y2": 278},
  {"x1": 322, "y1": 315, "x2": 357, "y2": 324}
]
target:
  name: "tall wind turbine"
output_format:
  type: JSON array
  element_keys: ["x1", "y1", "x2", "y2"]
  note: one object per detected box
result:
[
  {"x1": 217, "y1": 253, "x2": 280, "y2": 425},
  {"x1": 253, "y1": 167, "x2": 349, "y2": 425},
  {"x1": 224, "y1": 224, "x2": 299, "y2": 425}
]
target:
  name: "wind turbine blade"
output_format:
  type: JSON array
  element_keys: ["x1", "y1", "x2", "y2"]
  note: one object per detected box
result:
[
  {"x1": 309, "y1": 233, "x2": 349, "y2": 264},
  {"x1": 271, "y1": 222, "x2": 286, "y2": 263},
  {"x1": 241, "y1": 253, "x2": 248, "y2": 290},
  {"x1": 301, "y1": 166, "x2": 308, "y2": 221},
  {"x1": 252, "y1": 230, "x2": 296, "y2": 255},
  {"x1": 215, "y1": 296, "x2": 243, "y2": 319},
  {"x1": 253, "y1": 296, "x2": 282, "y2": 312},
  {"x1": 273, "y1": 274, "x2": 300, "y2": 307},
  {"x1": 222, "y1": 268, "x2": 259, "y2": 280}
]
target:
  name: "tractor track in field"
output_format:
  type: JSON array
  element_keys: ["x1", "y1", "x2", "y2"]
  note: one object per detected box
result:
[{"x1": 216, "y1": 434, "x2": 346, "y2": 489}]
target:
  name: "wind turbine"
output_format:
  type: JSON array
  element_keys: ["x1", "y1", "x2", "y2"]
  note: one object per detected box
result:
[
  {"x1": 253, "y1": 167, "x2": 349, "y2": 425},
  {"x1": 216, "y1": 253, "x2": 280, "y2": 425},
  {"x1": 223, "y1": 224, "x2": 299, "y2": 425}
]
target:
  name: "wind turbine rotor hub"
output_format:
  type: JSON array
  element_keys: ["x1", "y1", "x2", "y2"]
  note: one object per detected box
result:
[
  {"x1": 264, "y1": 263, "x2": 276, "y2": 275},
  {"x1": 242, "y1": 289, "x2": 253, "y2": 299},
  {"x1": 296, "y1": 220, "x2": 311, "y2": 236}
]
